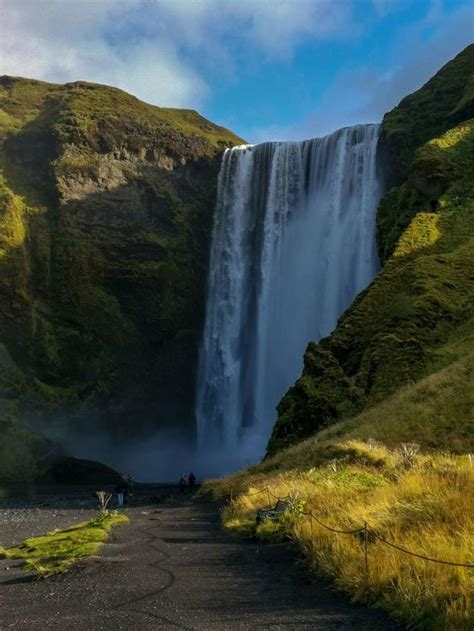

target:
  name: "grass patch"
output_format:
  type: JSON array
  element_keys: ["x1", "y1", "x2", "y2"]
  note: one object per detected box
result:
[
  {"x1": 203, "y1": 441, "x2": 474, "y2": 630},
  {"x1": 0, "y1": 512, "x2": 129, "y2": 576},
  {"x1": 319, "y1": 351, "x2": 474, "y2": 452},
  {"x1": 380, "y1": 44, "x2": 473, "y2": 184}
]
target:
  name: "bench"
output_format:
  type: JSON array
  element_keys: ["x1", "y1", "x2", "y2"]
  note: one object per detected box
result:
[{"x1": 256, "y1": 500, "x2": 290, "y2": 524}]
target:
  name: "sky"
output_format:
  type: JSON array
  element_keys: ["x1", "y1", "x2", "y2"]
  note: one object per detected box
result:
[{"x1": 0, "y1": 0, "x2": 472, "y2": 142}]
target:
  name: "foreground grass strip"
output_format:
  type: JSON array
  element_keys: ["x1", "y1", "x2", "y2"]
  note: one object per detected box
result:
[
  {"x1": 0, "y1": 512, "x2": 129, "y2": 576},
  {"x1": 202, "y1": 441, "x2": 474, "y2": 630}
]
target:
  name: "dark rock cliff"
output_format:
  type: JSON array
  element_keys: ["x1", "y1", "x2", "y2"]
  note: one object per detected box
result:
[{"x1": 0, "y1": 77, "x2": 243, "y2": 480}]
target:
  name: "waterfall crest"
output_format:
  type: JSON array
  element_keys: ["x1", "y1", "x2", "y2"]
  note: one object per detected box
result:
[{"x1": 196, "y1": 124, "x2": 381, "y2": 473}]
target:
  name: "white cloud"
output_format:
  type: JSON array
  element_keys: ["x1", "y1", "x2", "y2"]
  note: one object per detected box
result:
[
  {"x1": 258, "y1": 2, "x2": 474, "y2": 142},
  {"x1": 0, "y1": 0, "x2": 208, "y2": 107},
  {"x1": 141, "y1": 0, "x2": 349, "y2": 56},
  {"x1": 0, "y1": 0, "x2": 353, "y2": 109}
]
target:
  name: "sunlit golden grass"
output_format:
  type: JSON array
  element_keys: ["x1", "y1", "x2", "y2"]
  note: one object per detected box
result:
[
  {"x1": 202, "y1": 441, "x2": 474, "y2": 629},
  {"x1": 0, "y1": 512, "x2": 129, "y2": 575}
]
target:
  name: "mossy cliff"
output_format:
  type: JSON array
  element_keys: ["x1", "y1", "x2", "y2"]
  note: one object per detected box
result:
[
  {"x1": 268, "y1": 45, "x2": 474, "y2": 455},
  {"x1": 0, "y1": 76, "x2": 242, "y2": 480}
]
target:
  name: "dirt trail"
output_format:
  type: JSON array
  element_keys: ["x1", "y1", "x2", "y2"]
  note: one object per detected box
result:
[{"x1": 0, "y1": 499, "x2": 404, "y2": 630}]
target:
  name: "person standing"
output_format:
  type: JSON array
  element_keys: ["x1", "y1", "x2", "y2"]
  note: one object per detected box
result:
[
  {"x1": 179, "y1": 474, "x2": 187, "y2": 494},
  {"x1": 116, "y1": 481, "x2": 125, "y2": 507},
  {"x1": 188, "y1": 472, "x2": 196, "y2": 489}
]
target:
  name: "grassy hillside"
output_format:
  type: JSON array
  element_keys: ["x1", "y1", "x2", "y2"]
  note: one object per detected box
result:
[
  {"x1": 268, "y1": 45, "x2": 474, "y2": 455},
  {"x1": 0, "y1": 76, "x2": 243, "y2": 481},
  {"x1": 378, "y1": 43, "x2": 474, "y2": 195},
  {"x1": 202, "y1": 437, "x2": 473, "y2": 629},
  {"x1": 204, "y1": 342, "x2": 474, "y2": 627},
  {"x1": 0, "y1": 76, "x2": 242, "y2": 159}
]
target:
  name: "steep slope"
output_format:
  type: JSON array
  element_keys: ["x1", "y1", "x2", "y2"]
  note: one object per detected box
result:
[
  {"x1": 0, "y1": 76, "x2": 243, "y2": 480},
  {"x1": 268, "y1": 44, "x2": 474, "y2": 454},
  {"x1": 203, "y1": 435, "x2": 473, "y2": 629}
]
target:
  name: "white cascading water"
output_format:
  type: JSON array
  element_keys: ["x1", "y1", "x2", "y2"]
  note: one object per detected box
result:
[{"x1": 196, "y1": 124, "x2": 382, "y2": 474}]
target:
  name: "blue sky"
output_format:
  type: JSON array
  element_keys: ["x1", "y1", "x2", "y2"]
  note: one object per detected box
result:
[{"x1": 1, "y1": 0, "x2": 472, "y2": 142}]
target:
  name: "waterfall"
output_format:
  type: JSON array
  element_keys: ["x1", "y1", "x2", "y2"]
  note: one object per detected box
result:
[{"x1": 195, "y1": 124, "x2": 382, "y2": 474}]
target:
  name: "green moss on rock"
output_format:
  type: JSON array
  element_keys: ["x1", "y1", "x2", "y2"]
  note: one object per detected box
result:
[
  {"x1": 377, "y1": 44, "x2": 474, "y2": 260},
  {"x1": 0, "y1": 75, "x2": 244, "y2": 478},
  {"x1": 379, "y1": 44, "x2": 474, "y2": 185},
  {"x1": 267, "y1": 343, "x2": 365, "y2": 454}
]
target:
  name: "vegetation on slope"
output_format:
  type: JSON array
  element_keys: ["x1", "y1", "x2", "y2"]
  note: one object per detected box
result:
[
  {"x1": 378, "y1": 43, "x2": 474, "y2": 193},
  {"x1": 0, "y1": 417, "x2": 45, "y2": 482},
  {"x1": 268, "y1": 45, "x2": 474, "y2": 455},
  {"x1": 0, "y1": 76, "x2": 242, "y2": 159},
  {"x1": 319, "y1": 347, "x2": 473, "y2": 452},
  {"x1": 0, "y1": 76, "x2": 243, "y2": 480},
  {"x1": 202, "y1": 439, "x2": 473, "y2": 630},
  {"x1": 0, "y1": 512, "x2": 128, "y2": 575}
]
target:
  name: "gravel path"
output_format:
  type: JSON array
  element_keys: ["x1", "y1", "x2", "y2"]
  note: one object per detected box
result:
[
  {"x1": 0, "y1": 492, "x2": 404, "y2": 630},
  {"x1": 0, "y1": 500, "x2": 97, "y2": 548}
]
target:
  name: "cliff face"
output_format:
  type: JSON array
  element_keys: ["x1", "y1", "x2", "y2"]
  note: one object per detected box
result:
[
  {"x1": 0, "y1": 76, "x2": 243, "y2": 479},
  {"x1": 268, "y1": 45, "x2": 474, "y2": 455}
]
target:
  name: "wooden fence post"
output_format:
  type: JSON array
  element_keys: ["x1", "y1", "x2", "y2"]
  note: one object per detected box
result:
[{"x1": 364, "y1": 522, "x2": 369, "y2": 578}]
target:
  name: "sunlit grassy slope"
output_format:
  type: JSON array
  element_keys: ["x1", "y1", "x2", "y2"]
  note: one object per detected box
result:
[
  {"x1": 203, "y1": 312, "x2": 473, "y2": 629},
  {"x1": 321, "y1": 360, "x2": 473, "y2": 451},
  {"x1": 202, "y1": 437, "x2": 473, "y2": 630},
  {"x1": 0, "y1": 75, "x2": 243, "y2": 157},
  {"x1": 0, "y1": 512, "x2": 128, "y2": 575}
]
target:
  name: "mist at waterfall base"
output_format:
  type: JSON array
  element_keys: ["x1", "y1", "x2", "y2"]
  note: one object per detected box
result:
[
  {"x1": 54, "y1": 424, "x2": 264, "y2": 482},
  {"x1": 46, "y1": 417, "x2": 259, "y2": 482},
  {"x1": 56, "y1": 426, "x2": 199, "y2": 483},
  {"x1": 195, "y1": 124, "x2": 382, "y2": 476}
]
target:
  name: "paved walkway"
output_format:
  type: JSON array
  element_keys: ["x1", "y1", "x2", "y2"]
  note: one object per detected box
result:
[{"x1": 0, "y1": 500, "x2": 404, "y2": 630}]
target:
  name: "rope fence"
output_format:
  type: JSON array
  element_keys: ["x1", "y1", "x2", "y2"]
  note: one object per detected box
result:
[
  {"x1": 299, "y1": 510, "x2": 365, "y2": 535},
  {"x1": 372, "y1": 534, "x2": 474, "y2": 568},
  {"x1": 229, "y1": 485, "x2": 474, "y2": 570}
]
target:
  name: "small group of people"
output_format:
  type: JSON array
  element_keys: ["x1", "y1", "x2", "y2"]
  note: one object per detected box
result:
[
  {"x1": 179, "y1": 472, "x2": 196, "y2": 493},
  {"x1": 115, "y1": 471, "x2": 197, "y2": 505}
]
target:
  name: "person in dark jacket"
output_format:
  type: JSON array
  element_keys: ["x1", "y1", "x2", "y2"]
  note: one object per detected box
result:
[{"x1": 188, "y1": 472, "x2": 196, "y2": 489}]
